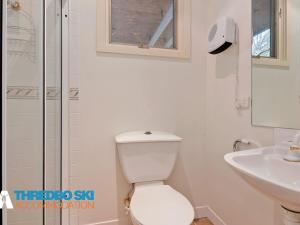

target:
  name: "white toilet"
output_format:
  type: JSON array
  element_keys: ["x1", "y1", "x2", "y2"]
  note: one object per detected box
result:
[{"x1": 115, "y1": 131, "x2": 195, "y2": 225}]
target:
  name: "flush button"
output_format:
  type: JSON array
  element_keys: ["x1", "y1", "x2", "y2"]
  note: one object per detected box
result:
[{"x1": 144, "y1": 131, "x2": 152, "y2": 135}]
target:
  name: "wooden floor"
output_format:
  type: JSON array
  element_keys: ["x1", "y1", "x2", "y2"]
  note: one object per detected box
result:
[{"x1": 193, "y1": 218, "x2": 214, "y2": 225}]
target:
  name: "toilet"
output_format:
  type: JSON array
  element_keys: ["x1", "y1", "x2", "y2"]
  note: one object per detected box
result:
[{"x1": 115, "y1": 131, "x2": 195, "y2": 225}]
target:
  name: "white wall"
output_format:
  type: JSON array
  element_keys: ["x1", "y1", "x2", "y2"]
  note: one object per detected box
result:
[
  {"x1": 202, "y1": 0, "x2": 282, "y2": 225},
  {"x1": 72, "y1": 0, "x2": 290, "y2": 225},
  {"x1": 74, "y1": 0, "x2": 208, "y2": 224}
]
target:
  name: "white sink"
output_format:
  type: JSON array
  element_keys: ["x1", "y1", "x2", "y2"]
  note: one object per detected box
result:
[{"x1": 225, "y1": 145, "x2": 300, "y2": 212}]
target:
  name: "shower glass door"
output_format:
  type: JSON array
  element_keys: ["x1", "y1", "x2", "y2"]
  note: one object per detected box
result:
[{"x1": 2, "y1": 0, "x2": 62, "y2": 224}]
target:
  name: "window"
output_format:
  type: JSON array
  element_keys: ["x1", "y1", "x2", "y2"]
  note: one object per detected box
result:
[
  {"x1": 111, "y1": 0, "x2": 177, "y2": 49},
  {"x1": 96, "y1": 0, "x2": 191, "y2": 58},
  {"x1": 252, "y1": 0, "x2": 287, "y2": 66}
]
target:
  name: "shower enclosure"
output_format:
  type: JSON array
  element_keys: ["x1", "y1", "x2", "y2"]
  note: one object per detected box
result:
[{"x1": 2, "y1": 0, "x2": 67, "y2": 224}]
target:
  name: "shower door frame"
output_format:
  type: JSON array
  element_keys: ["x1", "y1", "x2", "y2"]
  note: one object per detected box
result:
[
  {"x1": 2, "y1": 0, "x2": 7, "y2": 224},
  {"x1": 1, "y1": 0, "x2": 70, "y2": 224},
  {"x1": 61, "y1": 0, "x2": 70, "y2": 225}
]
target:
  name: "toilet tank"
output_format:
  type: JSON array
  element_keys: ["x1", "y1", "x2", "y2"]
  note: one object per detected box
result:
[{"x1": 115, "y1": 131, "x2": 183, "y2": 184}]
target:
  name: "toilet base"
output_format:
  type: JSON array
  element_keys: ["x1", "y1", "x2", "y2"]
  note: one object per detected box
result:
[
  {"x1": 282, "y1": 207, "x2": 300, "y2": 225},
  {"x1": 130, "y1": 213, "x2": 142, "y2": 225},
  {"x1": 129, "y1": 184, "x2": 194, "y2": 225}
]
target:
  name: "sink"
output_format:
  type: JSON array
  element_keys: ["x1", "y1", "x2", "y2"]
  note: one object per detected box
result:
[{"x1": 224, "y1": 145, "x2": 300, "y2": 212}]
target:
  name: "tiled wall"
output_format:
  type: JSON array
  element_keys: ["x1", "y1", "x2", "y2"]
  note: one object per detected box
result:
[{"x1": 274, "y1": 128, "x2": 300, "y2": 145}]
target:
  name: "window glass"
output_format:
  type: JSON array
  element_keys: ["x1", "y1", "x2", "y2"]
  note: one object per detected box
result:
[
  {"x1": 252, "y1": 0, "x2": 277, "y2": 58},
  {"x1": 111, "y1": 0, "x2": 176, "y2": 49}
]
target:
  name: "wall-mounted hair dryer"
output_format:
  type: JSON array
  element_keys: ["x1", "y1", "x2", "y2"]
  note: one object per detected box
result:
[{"x1": 208, "y1": 17, "x2": 236, "y2": 55}]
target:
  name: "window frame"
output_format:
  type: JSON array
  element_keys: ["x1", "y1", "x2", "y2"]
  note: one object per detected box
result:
[
  {"x1": 252, "y1": 0, "x2": 287, "y2": 67},
  {"x1": 96, "y1": 0, "x2": 191, "y2": 59}
]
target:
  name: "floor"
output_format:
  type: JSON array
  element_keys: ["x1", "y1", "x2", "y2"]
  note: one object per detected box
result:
[{"x1": 193, "y1": 218, "x2": 214, "y2": 225}]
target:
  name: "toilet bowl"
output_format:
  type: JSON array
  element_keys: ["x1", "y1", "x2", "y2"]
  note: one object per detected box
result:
[
  {"x1": 130, "y1": 182, "x2": 194, "y2": 225},
  {"x1": 115, "y1": 131, "x2": 195, "y2": 225}
]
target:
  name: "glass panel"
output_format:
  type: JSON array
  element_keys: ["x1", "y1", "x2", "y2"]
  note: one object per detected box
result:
[
  {"x1": 45, "y1": 0, "x2": 62, "y2": 224},
  {"x1": 4, "y1": 0, "x2": 62, "y2": 224},
  {"x1": 252, "y1": 0, "x2": 277, "y2": 58},
  {"x1": 6, "y1": 0, "x2": 44, "y2": 224},
  {"x1": 111, "y1": 0, "x2": 176, "y2": 49}
]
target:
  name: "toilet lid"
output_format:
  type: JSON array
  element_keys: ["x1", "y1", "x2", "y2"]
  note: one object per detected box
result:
[{"x1": 130, "y1": 185, "x2": 194, "y2": 225}]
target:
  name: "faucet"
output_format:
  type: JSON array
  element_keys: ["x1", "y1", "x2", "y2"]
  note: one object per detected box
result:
[{"x1": 284, "y1": 132, "x2": 300, "y2": 162}]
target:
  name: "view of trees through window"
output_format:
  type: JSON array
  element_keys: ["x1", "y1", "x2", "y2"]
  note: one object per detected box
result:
[{"x1": 252, "y1": 29, "x2": 271, "y2": 57}]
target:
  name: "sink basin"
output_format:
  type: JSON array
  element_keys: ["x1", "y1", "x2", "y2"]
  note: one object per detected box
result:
[{"x1": 225, "y1": 145, "x2": 300, "y2": 211}]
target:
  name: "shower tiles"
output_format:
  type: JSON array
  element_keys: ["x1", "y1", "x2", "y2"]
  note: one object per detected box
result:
[{"x1": 6, "y1": 86, "x2": 79, "y2": 100}]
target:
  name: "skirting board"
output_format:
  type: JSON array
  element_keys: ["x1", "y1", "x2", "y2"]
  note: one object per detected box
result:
[
  {"x1": 84, "y1": 219, "x2": 119, "y2": 225},
  {"x1": 195, "y1": 206, "x2": 227, "y2": 225}
]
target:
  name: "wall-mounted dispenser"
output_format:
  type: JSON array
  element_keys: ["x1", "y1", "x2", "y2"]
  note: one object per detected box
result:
[{"x1": 208, "y1": 17, "x2": 236, "y2": 54}]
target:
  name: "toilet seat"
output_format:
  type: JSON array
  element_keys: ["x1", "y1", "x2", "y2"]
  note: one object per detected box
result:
[{"x1": 130, "y1": 184, "x2": 194, "y2": 225}]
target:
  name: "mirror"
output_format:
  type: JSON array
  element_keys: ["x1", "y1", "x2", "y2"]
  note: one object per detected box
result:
[
  {"x1": 96, "y1": 0, "x2": 191, "y2": 58},
  {"x1": 252, "y1": 0, "x2": 300, "y2": 129},
  {"x1": 111, "y1": 0, "x2": 176, "y2": 49}
]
